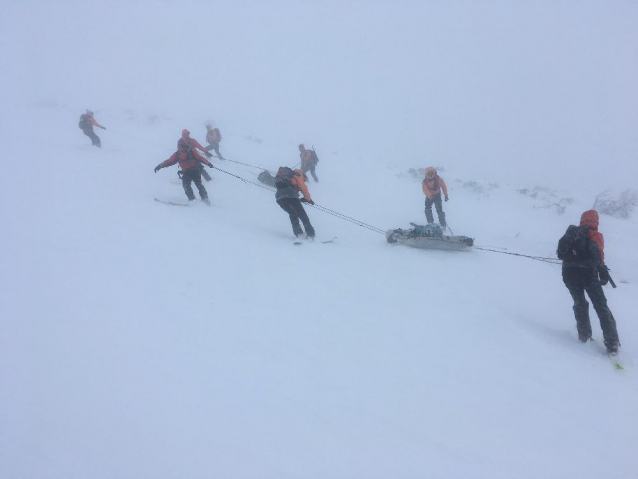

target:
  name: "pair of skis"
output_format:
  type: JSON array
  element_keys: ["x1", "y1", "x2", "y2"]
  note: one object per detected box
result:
[{"x1": 294, "y1": 236, "x2": 337, "y2": 245}]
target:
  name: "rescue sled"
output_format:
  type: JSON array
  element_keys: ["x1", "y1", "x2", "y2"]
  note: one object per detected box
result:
[{"x1": 386, "y1": 223, "x2": 473, "y2": 251}]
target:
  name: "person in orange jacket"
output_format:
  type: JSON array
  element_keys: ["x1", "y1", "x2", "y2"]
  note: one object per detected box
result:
[
  {"x1": 178, "y1": 129, "x2": 213, "y2": 181},
  {"x1": 274, "y1": 167, "x2": 315, "y2": 238},
  {"x1": 422, "y1": 167, "x2": 448, "y2": 229},
  {"x1": 78, "y1": 110, "x2": 106, "y2": 147},
  {"x1": 154, "y1": 140, "x2": 214, "y2": 204},
  {"x1": 205, "y1": 124, "x2": 224, "y2": 160},
  {"x1": 298, "y1": 144, "x2": 319, "y2": 182},
  {"x1": 559, "y1": 209, "x2": 620, "y2": 353}
]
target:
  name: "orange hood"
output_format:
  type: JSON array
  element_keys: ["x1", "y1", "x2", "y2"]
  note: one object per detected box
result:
[{"x1": 580, "y1": 210, "x2": 599, "y2": 230}]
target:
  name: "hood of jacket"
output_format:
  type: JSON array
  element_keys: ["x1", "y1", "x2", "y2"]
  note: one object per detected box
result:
[{"x1": 580, "y1": 210, "x2": 599, "y2": 230}]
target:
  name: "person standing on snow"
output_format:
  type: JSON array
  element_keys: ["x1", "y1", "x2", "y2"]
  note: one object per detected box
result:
[
  {"x1": 558, "y1": 209, "x2": 620, "y2": 354},
  {"x1": 154, "y1": 140, "x2": 214, "y2": 204},
  {"x1": 78, "y1": 110, "x2": 106, "y2": 148},
  {"x1": 178, "y1": 129, "x2": 213, "y2": 182},
  {"x1": 275, "y1": 167, "x2": 316, "y2": 238},
  {"x1": 298, "y1": 144, "x2": 319, "y2": 182},
  {"x1": 205, "y1": 124, "x2": 224, "y2": 160},
  {"x1": 422, "y1": 167, "x2": 448, "y2": 229}
]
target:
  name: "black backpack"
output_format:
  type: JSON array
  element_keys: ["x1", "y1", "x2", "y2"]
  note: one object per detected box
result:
[
  {"x1": 78, "y1": 114, "x2": 89, "y2": 129},
  {"x1": 274, "y1": 168, "x2": 294, "y2": 189},
  {"x1": 310, "y1": 149, "x2": 319, "y2": 164},
  {"x1": 557, "y1": 225, "x2": 591, "y2": 261}
]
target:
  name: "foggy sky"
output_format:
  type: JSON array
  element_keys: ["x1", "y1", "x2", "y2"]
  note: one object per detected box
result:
[{"x1": 2, "y1": 0, "x2": 637, "y2": 189}]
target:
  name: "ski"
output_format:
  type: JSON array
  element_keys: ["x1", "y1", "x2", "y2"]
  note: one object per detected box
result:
[
  {"x1": 609, "y1": 353, "x2": 624, "y2": 371},
  {"x1": 154, "y1": 198, "x2": 190, "y2": 207},
  {"x1": 293, "y1": 236, "x2": 336, "y2": 245}
]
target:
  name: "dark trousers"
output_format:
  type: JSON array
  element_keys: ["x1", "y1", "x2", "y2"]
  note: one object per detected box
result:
[
  {"x1": 277, "y1": 198, "x2": 315, "y2": 237},
  {"x1": 205, "y1": 142, "x2": 224, "y2": 160},
  {"x1": 82, "y1": 128, "x2": 101, "y2": 147},
  {"x1": 425, "y1": 193, "x2": 446, "y2": 227},
  {"x1": 562, "y1": 266, "x2": 619, "y2": 348},
  {"x1": 181, "y1": 168, "x2": 208, "y2": 201},
  {"x1": 302, "y1": 162, "x2": 318, "y2": 182}
]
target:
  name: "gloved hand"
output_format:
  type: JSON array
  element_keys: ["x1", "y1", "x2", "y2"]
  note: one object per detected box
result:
[
  {"x1": 598, "y1": 265, "x2": 611, "y2": 285},
  {"x1": 154, "y1": 165, "x2": 162, "y2": 173},
  {"x1": 302, "y1": 198, "x2": 315, "y2": 205},
  {"x1": 445, "y1": 195, "x2": 449, "y2": 202},
  {"x1": 207, "y1": 162, "x2": 214, "y2": 168},
  {"x1": 205, "y1": 152, "x2": 213, "y2": 158}
]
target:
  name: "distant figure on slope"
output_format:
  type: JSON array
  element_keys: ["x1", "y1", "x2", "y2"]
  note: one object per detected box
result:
[
  {"x1": 205, "y1": 124, "x2": 224, "y2": 160},
  {"x1": 557, "y1": 209, "x2": 620, "y2": 354},
  {"x1": 154, "y1": 140, "x2": 214, "y2": 204},
  {"x1": 275, "y1": 167, "x2": 315, "y2": 238},
  {"x1": 179, "y1": 129, "x2": 213, "y2": 182},
  {"x1": 422, "y1": 167, "x2": 448, "y2": 229},
  {"x1": 298, "y1": 144, "x2": 319, "y2": 182},
  {"x1": 78, "y1": 110, "x2": 106, "y2": 148}
]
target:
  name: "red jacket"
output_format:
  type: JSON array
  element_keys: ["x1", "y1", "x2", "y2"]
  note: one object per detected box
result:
[
  {"x1": 178, "y1": 136, "x2": 207, "y2": 154},
  {"x1": 580, "y1": 210, "x2": 605, "y2": 264},
  {"x1": 157, "y1": 148, "x2": 211, "y2": 171}
]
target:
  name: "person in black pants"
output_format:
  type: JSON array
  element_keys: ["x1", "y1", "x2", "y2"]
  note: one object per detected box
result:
[
  {"x1": 559, "y1": 209, "x2": 620, "y2": 353},
  {"x1": 78, "y1": 110, "x2": 105, "y2": 147},
  {"x1": 274, "y1": 167, "x2": 315, "y2": 238},
  {"x1": 154, "y1": 142, "x2": 214, "y2": 204}
]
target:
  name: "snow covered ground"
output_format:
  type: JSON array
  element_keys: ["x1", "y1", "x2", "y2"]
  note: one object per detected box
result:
[{"x1": 1, "y1": 2, "x2": 637, "y2": 478}]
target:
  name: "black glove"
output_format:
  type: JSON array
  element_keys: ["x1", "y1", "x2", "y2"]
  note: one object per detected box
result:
[
  {"x1": 300, "y1": 198, "x2": 308, "y2": 204},
  {"x1": 598, "y1": 265, "x2": 610, "y2": 285},
  {"x1": 445, "y1": 195, "x2": 449, "y2": 202},
  {"x1": 301, "y1": 198, "x2": 314, "y2": 205},
  {"x1": 207, "y1": 162, "x2": 214, "y2": 168},
  {"x1": 154, "y1": 165, "x2": 161, "y2": 173}
]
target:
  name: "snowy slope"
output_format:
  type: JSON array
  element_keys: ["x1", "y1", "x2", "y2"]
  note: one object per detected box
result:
[{"x1": 1, "y1": 104, "x2": 637, "y2": 479}]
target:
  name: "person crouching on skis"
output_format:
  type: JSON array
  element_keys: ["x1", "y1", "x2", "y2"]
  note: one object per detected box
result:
[
  {"x1": 154, "y1": 141, "x2": 214, "y2": 204},
  {"x1": 275, "y1": 167, "x2": 316, "y2": 238},
  {"x1": 422, "y1": 167, "x2": 449, "y2": 230}
]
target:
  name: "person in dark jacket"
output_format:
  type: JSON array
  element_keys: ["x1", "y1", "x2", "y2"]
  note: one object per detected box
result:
[
  {"x1": 559, "y1": 209, "x2": 620, "y2": 354},
  {"x1": 275, "y1": 167, "x2": 315, "y2": 238},
  {"x1": 78, "y1": 110, "x2": 105, "y2": 147},
  {"x1": 205, "y1": 124, "x2": 224, "y2": 160},
  {"x1": 154, "y1": 141, "x2": 214, "y2": 204}
]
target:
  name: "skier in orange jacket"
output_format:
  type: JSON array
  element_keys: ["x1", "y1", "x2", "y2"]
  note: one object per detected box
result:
[
  {"x1": 154, "y1": 140, "x2": 214, "y2": 204},
  {"x1": 274, "y1": 167, "x2": 315, "y2": 238},
  {"x1": 78, "y1": 110, "x2": 106, "y2": 147},
  {"x1": 422, "y1": 167, "x2": 448, "y2": 229},
  {"x1": 179, "y1": 129, "x2": 213, "y2": 181},
  {"x1": 205, "y1": 124, "x2": 224, "y2": 160}
]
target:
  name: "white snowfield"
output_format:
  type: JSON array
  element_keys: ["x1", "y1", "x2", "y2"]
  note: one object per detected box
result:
[
  {"x1": 2, "y1": 2, "x2": 638, "y2": 478},
  {"x1": 1, "y1": 105, "x2": 636, "y2": 479}
]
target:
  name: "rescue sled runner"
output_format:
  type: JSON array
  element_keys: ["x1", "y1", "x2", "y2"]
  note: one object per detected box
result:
[{"x1": 386, "y1": 223, "x2": 474, "y2": 251}]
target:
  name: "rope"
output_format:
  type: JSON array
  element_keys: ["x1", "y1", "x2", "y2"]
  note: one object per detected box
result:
[
  {"x1": 211, "y1": 165, "x2": 386, "y2": 234},
  {"x1": 210, "y1": 154, "x2": 276, "y2": 174},
  {"x1": 473, "y1": 246, "x2": 562, "y2": 265}
]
